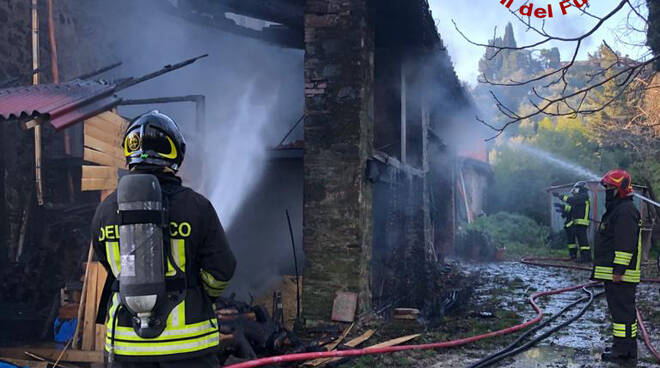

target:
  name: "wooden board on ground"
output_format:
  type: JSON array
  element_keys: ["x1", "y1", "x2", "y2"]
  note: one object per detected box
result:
[
  {"x1": 0, "y1": 348, "x2": 102, "y2": 363},
  {"x1": 365, "y1": 334, "x2": 421, "y2": 349},
  {"x1": 304, "y1": 329, "x2": 376, "y2": 367},
  {"x1": 325, "y1": 323, "x2": 353, "y2": 351}
]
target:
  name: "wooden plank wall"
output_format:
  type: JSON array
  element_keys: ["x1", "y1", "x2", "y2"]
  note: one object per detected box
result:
[
  {"x1": 82, "y1": 111, "x2": 128, "y2": 192},
  {"x1": 79, "y1": 262, "x2": 107, "y2": 352}
]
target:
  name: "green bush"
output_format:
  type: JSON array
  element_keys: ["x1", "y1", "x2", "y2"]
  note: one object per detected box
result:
[{"x1": 467, "y1": 212, "x2": 550, "y2": 250}]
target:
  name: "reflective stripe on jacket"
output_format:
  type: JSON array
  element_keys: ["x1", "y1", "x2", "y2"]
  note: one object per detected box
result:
[
  {"x1": 563, "y1": 193, "x2": 590, "y2": 227},
  {"x1": 591, "y1": 196, "x2": 641, "y2": 284}
]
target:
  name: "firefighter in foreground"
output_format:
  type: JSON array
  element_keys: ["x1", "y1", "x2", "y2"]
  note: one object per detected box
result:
[
  {"x1": 91, "y1": 110, "x2": 236, "y2": 367},
  {"x1": 591, "y1": 169, "x2": 641, "y2": 364},
  {"x1": 554, "y1": 182, "x2": 591, "y2": 262}
]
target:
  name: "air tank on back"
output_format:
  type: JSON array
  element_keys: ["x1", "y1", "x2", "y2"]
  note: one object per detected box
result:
[{"x1": 117, "y1": 174, "x2": 167, "y2": 338}]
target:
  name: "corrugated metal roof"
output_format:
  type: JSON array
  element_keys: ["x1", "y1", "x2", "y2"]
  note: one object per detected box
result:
[{"x1": 0, "y1": 80, "x2": 121, "y2": 130}]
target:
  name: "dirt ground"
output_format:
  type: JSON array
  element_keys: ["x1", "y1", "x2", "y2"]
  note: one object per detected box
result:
[{"x1": 341, "y1": 260, "x2": 660, "y2": 368}]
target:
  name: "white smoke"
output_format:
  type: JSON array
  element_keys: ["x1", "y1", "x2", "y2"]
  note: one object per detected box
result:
[{"x1": 205, "y1": 84, "x2": 277, "y2": 228}]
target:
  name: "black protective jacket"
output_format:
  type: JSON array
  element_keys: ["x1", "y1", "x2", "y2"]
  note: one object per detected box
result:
[
  {"x1": 91, "y1": 172, "x2": 236, "y2": 361},
  {"x1": 561, "y1": 192, "x2": 590, "y2": 227},
  {"x1": 591, "y1": 196, "x2": 641, "y2": 284}
]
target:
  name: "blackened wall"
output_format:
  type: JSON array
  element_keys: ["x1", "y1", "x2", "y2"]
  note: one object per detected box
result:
[{"x1": 303, "y1": 0, "x2": 375, "y2": 322}]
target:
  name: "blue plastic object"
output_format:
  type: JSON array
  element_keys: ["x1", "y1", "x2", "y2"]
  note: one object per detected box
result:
[
  {"x1": 54, "y1": 317, "x2": 77, "y2": 343},
  {"x1": 0, "y1": 360, "x2": 23, "y2": 368}
]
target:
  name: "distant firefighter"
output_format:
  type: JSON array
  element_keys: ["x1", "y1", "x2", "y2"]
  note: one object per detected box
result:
[
  {"x1": 553, "y1": 181, "x2": 591, "y2": 262},
  {"x1": 592, "y1": 169, "x2": 640, "y2": 364}
]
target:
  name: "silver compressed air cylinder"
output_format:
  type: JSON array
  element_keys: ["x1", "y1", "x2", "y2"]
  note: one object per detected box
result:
[{"x1": 116, "y1": 174, "x2": 167, "y2": 336}]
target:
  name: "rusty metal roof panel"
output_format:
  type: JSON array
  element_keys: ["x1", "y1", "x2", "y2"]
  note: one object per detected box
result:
[{"x1": 0, "y1": 80, "x2": 121, "y2": 130}]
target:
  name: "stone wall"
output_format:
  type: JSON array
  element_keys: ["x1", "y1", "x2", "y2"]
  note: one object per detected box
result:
[{"x1": 302, "y1": 0, "x2": 375, "y2": 322}]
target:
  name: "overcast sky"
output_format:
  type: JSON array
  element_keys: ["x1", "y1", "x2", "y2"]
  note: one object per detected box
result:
[{"x1": 429, "y1": 0, "x2": 650, "y2": 84}]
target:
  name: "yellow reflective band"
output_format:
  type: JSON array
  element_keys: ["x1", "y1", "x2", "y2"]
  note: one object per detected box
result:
[
  {"x1": 200, "y1": 270, "x2": 229, "y2": 298},
  {"x1": 107, "y1": 332, "x2": 219, "y2": 356},
  {"x1": 584, "y1": 200, "x2": 590, "y2": 221},
  {"x1": 574, "y1": 219, "x2": 589, "y2": 226},
  {"x1": 613, "y1": 258, "x2": 631, "y2": 266},
  {"x1": 166, "y1": 258, "x2": 176, "y2": 277},
  {"x1": 635, "y1": 228, "x2": 642, "y2": 271},
  {"x1": 613, "y1": 330, "x2": 626, "y2": 338},
  {"x1": 593, "y1": 266, "x2": 613, "y2": 281},
  {"x1": 613, "y1": 323, "x2": 627, "y2": 338},
  {"x1": 567, "y1": 243, "x2": 577, "y2": 249},
  {"x1": 165, "y1": 239, "x2": 186, "y2": 276},
  {"x1": 565, "y1": 221, "x2": 574, "y2": 228},
  {"x1": 105, "y1": 241, "x2": 121, "y2": 277},
  {"x1": 172, "y1": 239, "x2": 186, "y2": 272},
  {"x1": 580, "y1": 247, "x2": 590, "y2": 251},
  {"x1": 170, "y1": 301, "x2": 182, "y2": 328},
  {"x1": 107, "y1": 320, "x2": 218, "y2": 342},
  {"x1": 565, "y1": 205, "x2": 572, "y2": 212},
  {"x1": 622, "y1": 269, "x2": 640, "y2": 283},
  {"x1": 614, "y1": 251, "x2": 632, "y2": 260}
]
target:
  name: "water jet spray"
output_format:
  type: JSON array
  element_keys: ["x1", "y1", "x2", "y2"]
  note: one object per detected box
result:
[{"x1": 508, "y1": 141, "x2": 660, "y2": 208}]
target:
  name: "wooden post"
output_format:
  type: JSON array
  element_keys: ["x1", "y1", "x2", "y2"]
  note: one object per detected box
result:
[
  {"x1": 400, "y1": 63, "x2": 407, "y2": 165},
  {"x1": 81, "y1": 262, "x2": 99, "y2": 351},
  {"x1": 72, "y1": 244, "x2": 94, "y2": 350},
  {"x1": 32, "y1": 0, "x2": 44, "y2": 206}
]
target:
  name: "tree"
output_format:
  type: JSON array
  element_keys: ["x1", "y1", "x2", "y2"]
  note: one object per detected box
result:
[
  {"x1": 587, "y1": 48, "x2": 660, "y2": 190},
  {"x1": 458, "y1": 0, "x2": 659, "y2": 138}
]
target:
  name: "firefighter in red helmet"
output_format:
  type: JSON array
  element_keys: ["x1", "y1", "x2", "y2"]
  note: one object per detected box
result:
[{"x1": 591, "y1": 169, "x2": 640, "y2": 364}]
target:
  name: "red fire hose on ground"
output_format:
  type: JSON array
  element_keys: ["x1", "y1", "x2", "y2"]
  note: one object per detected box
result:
[
  {"x1": 521, "y1": 256, "x2": 660, "y2": 362},
  {"x1": 224, "y1": 282, "x2": 597, "y2": 368},
  {"x1": 224, "y1": 259, "x2": 660, "y2": 368}
]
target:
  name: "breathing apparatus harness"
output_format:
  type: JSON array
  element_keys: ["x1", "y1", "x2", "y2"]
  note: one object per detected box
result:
[{"x1": 108, "y1": 175, "x2": 188, "y2": 363}]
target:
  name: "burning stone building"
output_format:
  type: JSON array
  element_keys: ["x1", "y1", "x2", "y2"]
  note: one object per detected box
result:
[
  {"x1": 0, "y1": 0, "x2": 475, "y2": 336},
  {"x1": 165, "y1": 0, "x2": 473, "y2": 322}
]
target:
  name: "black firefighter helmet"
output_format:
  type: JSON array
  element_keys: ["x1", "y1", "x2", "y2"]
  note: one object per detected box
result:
[
  {"x1": 572, "y1": 181, "x2": 588, "y2": 194},
  {"x1": 122, "y1": 110, "x2": 186, "y2": 172}
]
